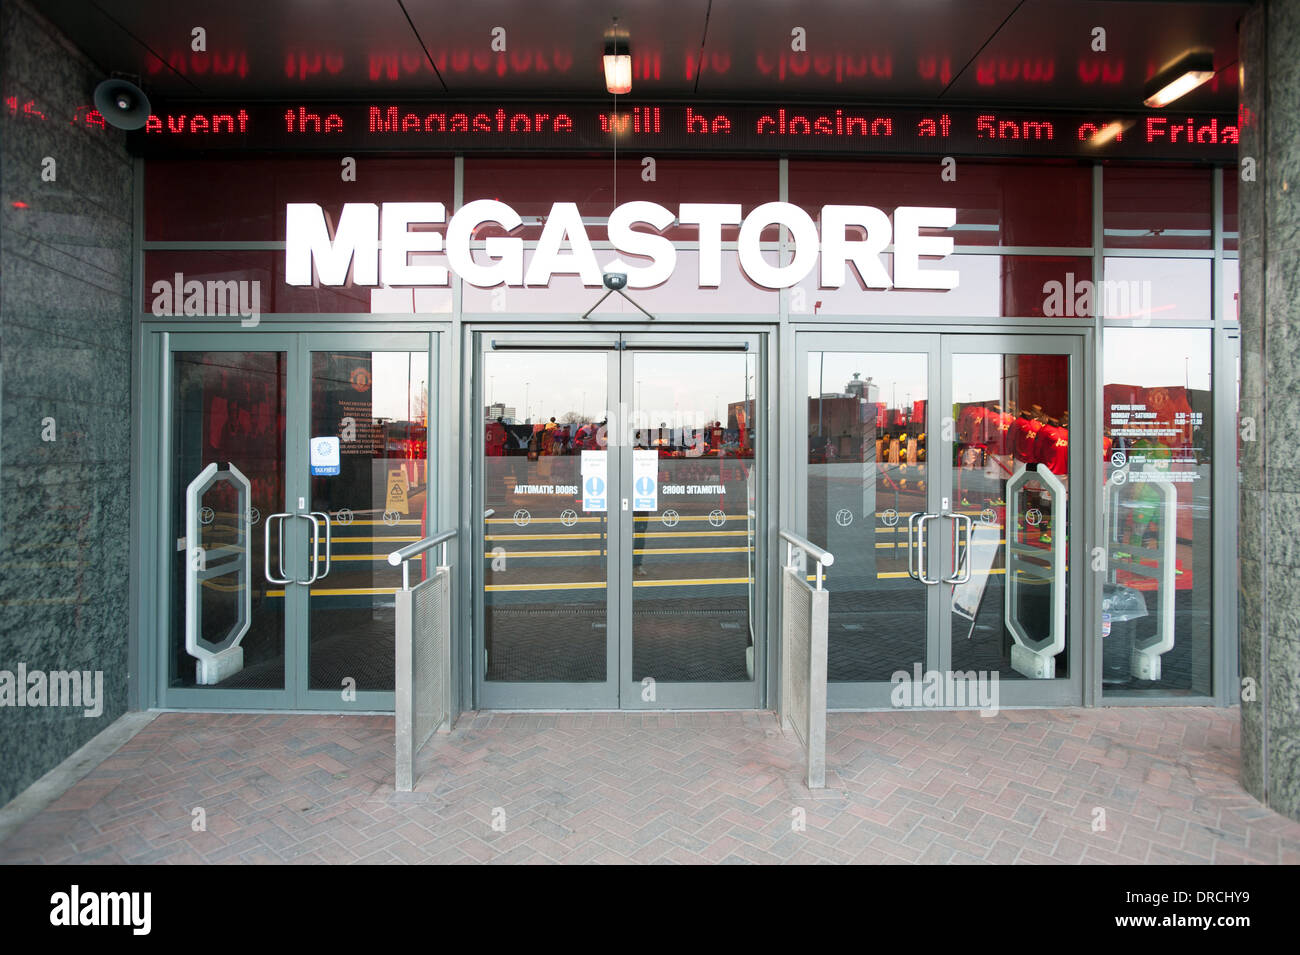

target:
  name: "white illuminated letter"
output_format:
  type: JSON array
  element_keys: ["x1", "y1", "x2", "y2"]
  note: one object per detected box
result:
[
  {"x1": 447, "y1": 199, "x2": 524, "y2": 286},
  {"x1": 678, "y1": 203, "x2": 741, "y2": 286},
  {"x1": 820, "y1": 205, "x2": 893, "y2": 288},
  {"x1": 738, "y1": 201, "x2": 819, "y2": 289},
  {"x1": 380, "y1": 202, "x2": 447, "y2": 287},
  {"x1": 285, "y1": 202, "x2": 379, "y2": 286},
  {"x1": 892, "y1": 206, "x2": 958, "y2": 290},
  {"x1": 606, "y1": 201, "x2": 676, "y2": 288},
  {"x1": 524, "y1": 202, "x2": 602, "y2": 286}
]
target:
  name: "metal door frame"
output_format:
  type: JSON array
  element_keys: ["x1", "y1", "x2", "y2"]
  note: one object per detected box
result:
[
  {"x1": 795, "y1": 331, "x2": 942, "y2": 708},
  {"x1": 469, "y1": 326, "x2": 768, "y2": 710},
  {"x1": 794, "y1": 329, "x2": 1086, "y2": 709},
  {"x1": 937, "y1": 333, "x2": 1084, "y2": 708},
  {"x1": 155, "y1": 330, "x2": 433, "y2": 711}
]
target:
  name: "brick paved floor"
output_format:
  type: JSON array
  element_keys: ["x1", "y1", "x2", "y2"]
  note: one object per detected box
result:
[{"x1": 2, "y1": 706, "x2": 1298, "y2": 864}]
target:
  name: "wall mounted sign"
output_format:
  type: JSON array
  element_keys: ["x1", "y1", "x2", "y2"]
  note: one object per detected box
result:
[
  {"x1": 285, "y1": 200, "x2": 959, "y2": 291},
  {"x1": 130, "y1": 101, "x2": 1240, "y2": 162}
]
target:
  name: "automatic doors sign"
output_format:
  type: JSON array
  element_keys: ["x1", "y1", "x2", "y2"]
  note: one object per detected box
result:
[
  {"x1": 632, "y1": 450, "x2": 659, "y2": 511},
  {"x1": 581, "y1": 450, "x2": 607, "y2": 512},
  {"x1": 310, "y1": 435, "x2": 341, "y2": 476}
]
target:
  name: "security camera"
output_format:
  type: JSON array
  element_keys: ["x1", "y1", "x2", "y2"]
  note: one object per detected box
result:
[{"x1": 603, "y1": 272, "x2": 628, "y2": 291}]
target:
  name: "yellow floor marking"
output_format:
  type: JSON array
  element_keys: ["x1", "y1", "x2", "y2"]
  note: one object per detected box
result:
[{"x1": 483, "y1": 576, "x2": 752, "y2": 592}]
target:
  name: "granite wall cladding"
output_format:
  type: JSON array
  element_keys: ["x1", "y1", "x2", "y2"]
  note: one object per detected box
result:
[
  {"x1": 1239, "y1": 0, "x2": 1300, "y2": 822},
  {"x1": 0, "y1": 0, "x2": 134, "y2": 806}
]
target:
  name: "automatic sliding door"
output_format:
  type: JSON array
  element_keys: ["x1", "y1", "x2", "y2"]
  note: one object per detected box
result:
[
  {"x1": 620, "y1": 344, "x2": 762, "y2": 708},
  {"x1": 477, "y1": 344, "x2": 619, "y2": 708}
]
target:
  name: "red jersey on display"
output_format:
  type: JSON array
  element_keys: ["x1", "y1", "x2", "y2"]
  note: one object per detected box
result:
[
  {"x1": 1014, "y1": 416, "x2": 1045, "y2": 464},
  {"x1": 1035, "y1": 424, "x2": 1069, "y2": 474}
]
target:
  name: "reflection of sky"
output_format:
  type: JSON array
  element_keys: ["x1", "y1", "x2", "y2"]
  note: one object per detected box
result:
[
  {"x1": 370, "y1": 352, "x2": 425, "y2": 422},
  {"x1": 485, "y1": 351, "x2": 754, "y2": 424},
  {"x1": 809, "y1": 352, "x2": 927, "y2": 406},
  {"x1": 1104, "y1": 328, "x2": 1212, "y2": 390}
]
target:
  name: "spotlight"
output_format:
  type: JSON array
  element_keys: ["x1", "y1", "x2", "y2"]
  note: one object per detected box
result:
[
  {"x1": 1143, "y1": 51, "x2": 1215, "y2": 108},
  {"x1": 604, "y1": 39, "x2": 631, "y2": 95}
]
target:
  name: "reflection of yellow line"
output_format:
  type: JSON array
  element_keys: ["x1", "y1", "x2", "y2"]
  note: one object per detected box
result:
[
  {"x1": 876, "y1": 569, "x2": 1007, "y2": 579},
  {"x1": 487, "y1": 581, "x2": 606, "y2": 592},
  {"x1": 874, "y1": 539, "x2": 1005, "y2": 548},
  {"x1": 636, "y1": 531, "x2": 749, "y2": 538},
  {"x1": 487, "y1": 517, "x2": 601, "y2": 525},
  {"x1": 267, "y1": 587, "x2": 399, "y2": 596},
  {"x1": 334, "y1": 536, "x2": 420, "y2": 543},
  {"x1": 486, "y1": 533, "x2": 604, "y2": 541},
  {"x1": 332, "y1": 555, "x2": 394, "y2": 561},
  {"x1": 484, "y1": 577, "x2": 752, "y2": 592},
  {"x1": 342, "y1": 520, "x2": 423, "y2": 526},
  {"x1": 634, "y1": 577, "x2": 750, "y2": 588},
  {"x1": 483, "y1": 546, "x2": 753, "y2": 558}
]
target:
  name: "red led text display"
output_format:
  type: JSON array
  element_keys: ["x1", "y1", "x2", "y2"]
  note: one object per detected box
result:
[{"x1": 126, "y1": 101, "x2": 1240, "y2": 161}]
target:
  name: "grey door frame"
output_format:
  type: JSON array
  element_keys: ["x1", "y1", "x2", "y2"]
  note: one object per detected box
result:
[
  {"x1": 795, "y1": 329, "x2": 1086, "y2": 709},
  {"x1": 469, "y1": 326, "x2": 767, "y2": 710},
  {"x1": 154, "y1": 329, "x2": 434, "y2": 712}
]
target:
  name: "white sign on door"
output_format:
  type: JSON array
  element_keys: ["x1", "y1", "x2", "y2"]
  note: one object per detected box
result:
[
  {"x1": 581, "y1": 450, "x2": 607, "y2": 512},
  {"x1": 632, "y1": 449, "x2": 659, "y2": 511},
  {"x1": 310, "y1": 436, "x2": 341, "y2": 476}
]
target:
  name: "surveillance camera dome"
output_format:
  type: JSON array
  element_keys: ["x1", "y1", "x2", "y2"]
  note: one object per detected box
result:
[{"x1": 603, "y1": 272, "x2": 628, "y2": 291}]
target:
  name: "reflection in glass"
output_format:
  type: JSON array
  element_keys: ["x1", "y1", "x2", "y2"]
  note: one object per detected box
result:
[
  {"x1": 307, "y1": 351, "x2": 428, "y2": 691},
  {"x1": 1102, "y1": 328, "x2": 1212, "y2": 696},
  {"x1": 170, "y1": 352, "x2": 286, "y2": 690},
  {"x1": 807, "y1": 352, "x2": 929, "y2": 681},
  {"x1": 630, "y1": 352, "x2": 758, "y2": 683},
  {"x1": 481, "y1": 352, "x2": 609, "y2": 682},
  {"x1": 949, "y1": 353, "x2": 1071, "y2": 680}
]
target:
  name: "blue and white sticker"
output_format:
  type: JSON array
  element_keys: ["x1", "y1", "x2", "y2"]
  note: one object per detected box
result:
[
  {"x1": 310, "y1": 436, "x2": 341, "y2": 476},
  {"x1": 632, "y1": 449, "x2": 658, "y2": 511},
  {"x1": 581, "y1": 450, "x2": 607, "y2": 512}
]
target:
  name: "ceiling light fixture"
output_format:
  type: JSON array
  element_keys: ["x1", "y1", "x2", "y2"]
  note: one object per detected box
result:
[
  {"x1": 1143, "y1": 51, "x2": 1215, "y2": 108},
  {"x1": 604, "y1": 38, "x2": 631, "y2": 95}
]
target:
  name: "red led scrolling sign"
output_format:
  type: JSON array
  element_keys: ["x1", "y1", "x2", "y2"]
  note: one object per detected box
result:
[{"x1": 122, "y1": 101, "x2": 1242, "y2": 160}]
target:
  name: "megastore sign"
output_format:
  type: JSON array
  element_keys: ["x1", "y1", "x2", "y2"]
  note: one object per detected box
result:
[{"x1": 285, "y1": 201, "x2": 960, "y2": 291}]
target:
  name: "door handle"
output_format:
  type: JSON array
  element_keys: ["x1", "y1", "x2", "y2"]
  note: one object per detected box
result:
[
  {"x1": 916, "y1": 513, "x2": 940, "y2": 585},
  {"x1": 297, "y1": 512, "x2": 323, "y2": 586},
  {"x1": 311, "y1": 511, "x2": 332, "y2": 580},
  {"x1": 906, "y1": 511, "x2": 922, "y2": 581},
  {"x1": 943, "y1": 513, "x2": 973, "y2": 585},
  {"x1": 264, "y1": 513, "x2": 292, "y2": 584}
]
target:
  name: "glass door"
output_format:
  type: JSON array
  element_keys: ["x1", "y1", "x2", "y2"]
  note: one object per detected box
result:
[
  {"x1": 473, "y1": 332, "x2": 763, "y2": 709},
  {"x1": 163, "y1": 332, "x2": 431, "y2": 710},
  {"x1": 619, "y1": 339, "x2": 762, "y2": 709},
  {"x1": 475, "y1": 340, "x2": 621, "y2": 709},
  {"x1": 799, "y1": 332, "x2": 1082, "y2": 709}
]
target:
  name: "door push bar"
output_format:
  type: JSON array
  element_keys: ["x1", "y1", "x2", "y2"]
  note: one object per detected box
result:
[
  {"x1": 264, "y1": 511, "x2": 333, "y2": 586},
  {"x1": 943, "y1": 513, "x2": 973, "y2": 586},
  {"x1": 906, "y1": 512, "x2": 940, "y2": 585},
  {"x1": 907, "y1": 511, "x2": 972, "y2": 586}
]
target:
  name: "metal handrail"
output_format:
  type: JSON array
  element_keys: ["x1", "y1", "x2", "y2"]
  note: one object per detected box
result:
[
  {"x1": 389, "y1": 530, "x2": 456, "y2": 590},
  {"x1": 779, "y1": 529, "x2": 835, "y2": 591}
]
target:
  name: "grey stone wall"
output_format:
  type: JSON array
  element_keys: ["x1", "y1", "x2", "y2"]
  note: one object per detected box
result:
[
  {"x1": 1239, "y1": 0, "x2": 1300, "y2": 822},
  {"x1": 0, "y1": 0, "x2": 134, "y2": 806}
]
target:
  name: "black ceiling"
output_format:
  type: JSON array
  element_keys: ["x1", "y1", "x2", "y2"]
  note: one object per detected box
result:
[{"x1": 31, "y1": 0, "x2": 1248, "y2": 111}]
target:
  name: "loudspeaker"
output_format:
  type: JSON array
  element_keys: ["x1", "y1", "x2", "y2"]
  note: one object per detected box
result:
[{"x1": 93, "y1": 78, "x2": 151, "y2": 130}]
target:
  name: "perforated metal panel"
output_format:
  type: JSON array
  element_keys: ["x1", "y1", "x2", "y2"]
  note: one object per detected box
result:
[
  {"x1": 395, "y1": 565, "x2": 452, "y2": 792},
  {"x1": 780, "y1": 566, "x2": 828, "y2": 789}
]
